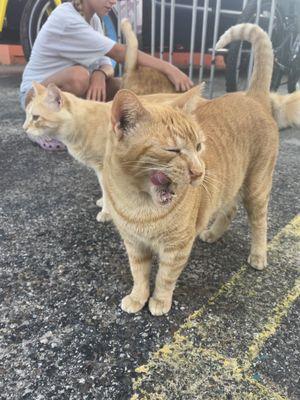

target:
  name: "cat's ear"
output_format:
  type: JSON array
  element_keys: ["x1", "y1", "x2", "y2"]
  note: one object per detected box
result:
[
  {"x1": 171, "y1": 83, "x2": 205, "y2": 113},
  {"x1": 44, "y1": 83, "x2": 64, "y2": 111},
  {"x1": 111, "y1": 89, "x2": 150, "y2": 140},
  {"x1": 32, "y1": 81, "x2": 46, "y2": 96}
]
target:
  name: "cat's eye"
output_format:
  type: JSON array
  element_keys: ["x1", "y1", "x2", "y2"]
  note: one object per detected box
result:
[
  {"x1": 165, "y1": 148, "x2": 181, "y2": 154},
  {"x1": 32, "y1": 115, "x2": 39, "y2": 121},
  {"x1": 196, "y1": 143, "x2": 202, "y2": 151}
]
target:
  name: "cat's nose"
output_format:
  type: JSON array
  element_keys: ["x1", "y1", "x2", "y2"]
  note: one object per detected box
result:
[{"x1": 189, "y1": 168, "x2": 202, "y2": 181}]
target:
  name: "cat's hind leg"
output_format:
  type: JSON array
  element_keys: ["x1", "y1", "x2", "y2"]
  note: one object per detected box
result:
[
  {"x1": 243, "y1": 169, "x2": 274, "y2": 270},
  {"x1": 199, "y1": 200, "x2": 237, "y2": 243}
]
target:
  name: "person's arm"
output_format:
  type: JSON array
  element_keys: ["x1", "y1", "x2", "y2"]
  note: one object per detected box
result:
[
  {"x1": 106, "y1": 43, "x2": 193, "y2": 92},
  {"x1": 86, "y1": 63, "x2": 115, "y2": 102},
  {"x1": 99, "y1": 64, "x2": 114, "y2": 78}
]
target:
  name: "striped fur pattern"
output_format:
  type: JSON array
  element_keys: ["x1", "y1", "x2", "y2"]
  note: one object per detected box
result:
[
  {"x1": 121, "y1": 18, "x2": 175, "y2": 95},
  {"x1": 103, "y1": 24, "x2": 279, "y2": 316},
  {"x1": 216, "y1": 23, "x2": 274, "y2": 98},
  {"x1": 22, "y1": 82, "x2": 206, "y2": 222},
  {"x1": 217, "y1": 24, "x2": 300, "y2": 128},
  {"x1": 270, "y1": 91, "x2": 300, "y2": 129},
  {"x1": 121, "y1": 19, "x2": 299, "y2": 129},
  {"x1": 121, "y1": 18, "x2": 138, "y2": 73}
]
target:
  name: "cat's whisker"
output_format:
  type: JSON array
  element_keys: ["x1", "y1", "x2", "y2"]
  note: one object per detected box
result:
[
  {"x1": 204, "y1": 177, "x2": 221, "y2": 192},
  {"x1": 204, "y1": 173, "x2": 225, "y2": 188},
  {"x1": 206, "y1": 176, "x2": 223, "y2": 185},
  {"x1": 205, "y1": 170, "x2": 228, "y2": 184},
  {"x1": 201, "y1": 182, "x2": 212, "y2": 203},
  {"x1": 205, "y1": 171, "x2": 221, "y2": 180},
  {"x1": 121, "y1": 160, "x2": 172, "y2": 170},
  {"x1": 134, "y1": 166, "x2": 172, "y2": 173}
]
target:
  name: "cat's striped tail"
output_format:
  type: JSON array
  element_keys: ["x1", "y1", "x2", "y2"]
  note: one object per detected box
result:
[
  {"x1": 216, "y1": 23, "x2": 273, "y2": 99},
  {"x1": 121, "y1": 18, "x2": 138, "y2": 73}
]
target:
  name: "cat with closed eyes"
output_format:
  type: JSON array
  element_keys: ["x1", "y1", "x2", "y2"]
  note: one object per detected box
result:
[
  {"x1": 102, "y1": 23, "x2": 280, "y2": 315},
  {"x1": 121, "y1": 18, "x2": 300, "y2": 128}
]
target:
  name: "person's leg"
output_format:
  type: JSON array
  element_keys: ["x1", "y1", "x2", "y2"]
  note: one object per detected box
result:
[{"x1": 25, "y1": 65, "x2": 90, "y2": 107}]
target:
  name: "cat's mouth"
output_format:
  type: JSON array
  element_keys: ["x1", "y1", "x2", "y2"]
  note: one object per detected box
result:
[{"x1": 150, "y1": 171, "x2": 175, "y2": 206}]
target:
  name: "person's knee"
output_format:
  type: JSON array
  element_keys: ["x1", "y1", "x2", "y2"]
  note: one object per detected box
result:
[{"x1": 68, "y1": 66, "x2": 90, "y2": 96}]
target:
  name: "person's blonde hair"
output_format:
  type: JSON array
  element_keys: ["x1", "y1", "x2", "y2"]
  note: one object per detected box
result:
[{"x1": 72, "y1": 0, "x2": 84, "y2": 16}]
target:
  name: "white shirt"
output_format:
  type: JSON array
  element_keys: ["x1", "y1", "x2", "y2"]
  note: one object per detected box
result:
[{"x1": 20, "y1": 3, "x2": 115, "y2": 94}]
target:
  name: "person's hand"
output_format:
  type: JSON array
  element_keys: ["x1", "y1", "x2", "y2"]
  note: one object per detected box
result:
[
  {"x1": 165, "y1": 64, "x2": 194, "y2": 92},
  {"x1": 86, "y1": 70, "x2": 107, "y2": 102}
]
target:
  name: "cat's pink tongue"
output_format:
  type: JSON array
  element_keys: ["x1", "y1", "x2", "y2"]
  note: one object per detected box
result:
[{"x1": 150, "y1": 171, "x2": 170, "y2": 186}]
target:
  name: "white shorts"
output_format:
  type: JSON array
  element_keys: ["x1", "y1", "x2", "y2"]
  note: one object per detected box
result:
[{"x1": 19, "y1": 89, "x2": 30, "y2": 111}]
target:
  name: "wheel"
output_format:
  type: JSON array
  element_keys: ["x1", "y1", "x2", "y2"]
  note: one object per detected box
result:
[
  {"x1": 20, "y1": 0, "x2": 57, "y2": 61},
  {"x1": 225, "y1": 0, "x2": 284, "y2": 92},
  {"x1": 20, "y1": 0, "x2": 118, "y2": 62}
]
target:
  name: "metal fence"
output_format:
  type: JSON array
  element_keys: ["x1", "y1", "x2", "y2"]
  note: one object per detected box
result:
[{"x1": 117, "y1": 0, "x2": 277, "y2": 98}]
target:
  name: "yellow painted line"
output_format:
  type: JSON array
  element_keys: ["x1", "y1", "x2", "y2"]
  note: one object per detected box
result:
[
  {"x1": 244, "y1": 377, "x2": 288, "y2": 400},
  {"x1": 243, "y1": 277, "x2": 300, "y2": 370},
  {"x1": 133, "y1": 341, "x2": 289, "y2": 400},
  {"x1": 0, "y1": 0, "x2": 8, "y2": 33},
  {"x1": 132, "y1": 215, "x2": 300, "y2": 399},
  {"x1": 267, "y1": 214, "x2": 300, "y2": 251},
  {"x1": 183, "y1": 264, "x2": 248, "y2": 328}
]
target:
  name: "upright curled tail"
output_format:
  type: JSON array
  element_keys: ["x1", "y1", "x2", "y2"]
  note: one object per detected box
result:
[
  {"x1": 216, "y1": 23, "x2": 274, "y2": 99},
  {"x1": 121, "y1": 18, "x2": 138, "y2": 73}
]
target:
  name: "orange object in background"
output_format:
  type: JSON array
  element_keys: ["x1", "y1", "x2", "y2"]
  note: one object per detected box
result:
[
  {"x1": 0, "y1": 44, "x2": 26, "y2": 65},
  {"x1": 160, "y1": 52, "x2": 226, "y2": 70},
  {"x1": 0, "y1": 44, "x2": 225, "y2": 70}
]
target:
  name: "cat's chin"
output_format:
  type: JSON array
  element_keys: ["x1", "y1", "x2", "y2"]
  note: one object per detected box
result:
[{"x1": 26, "y1": 130, "x2": 48, "y2": 139}]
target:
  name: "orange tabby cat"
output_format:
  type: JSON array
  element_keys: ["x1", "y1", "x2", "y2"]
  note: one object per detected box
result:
[
  {"x1": 103, "y1": 23, "x2": 279, "y2": 316},
  {"x1": 121, "y1": 18, "x2": 175, "y2": 94},
  {"x1": 121, "y1": 18, "x2": 300, "y2": 128},
  {"x1": 23, "y1": 83, "x2": 205, "y2": 222},
  {"x1": 270, "y1": 91, "x2": 300, "y2": 129}
]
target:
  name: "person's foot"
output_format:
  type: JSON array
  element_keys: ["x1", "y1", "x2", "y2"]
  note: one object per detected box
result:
[{"x1": 28, "y1": 135, "x2": 66, "y2": 151}]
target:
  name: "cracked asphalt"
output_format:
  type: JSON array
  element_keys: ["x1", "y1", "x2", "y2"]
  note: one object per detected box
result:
[{"x1": 0, "y1": 66, "x2": 299, "y2": 400}]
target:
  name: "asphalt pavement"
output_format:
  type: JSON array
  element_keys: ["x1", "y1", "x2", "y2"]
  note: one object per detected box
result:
[{"x1": 0, "y1": 66, "x2": 299, "y2": 400}]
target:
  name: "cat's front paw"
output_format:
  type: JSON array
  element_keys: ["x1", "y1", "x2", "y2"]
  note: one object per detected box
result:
[
  {"x1": 96, "y1": 211, "x2": 112, "y2": 223},
  {"x1": 148, "y1": 297, "x2": 172, "y2": 316},
  {"x1": 199, "y1": 229, "x2": 218, "y2": 243},
  {"x1": 121, "y1": 295, "x2": 146, "y2": 313},
  {"x1": 96, "y1": 198, "x2": 103, "y2": 208},
  {"x1": 247, "y1": 253, "x2": 267, "y2": 270}
]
